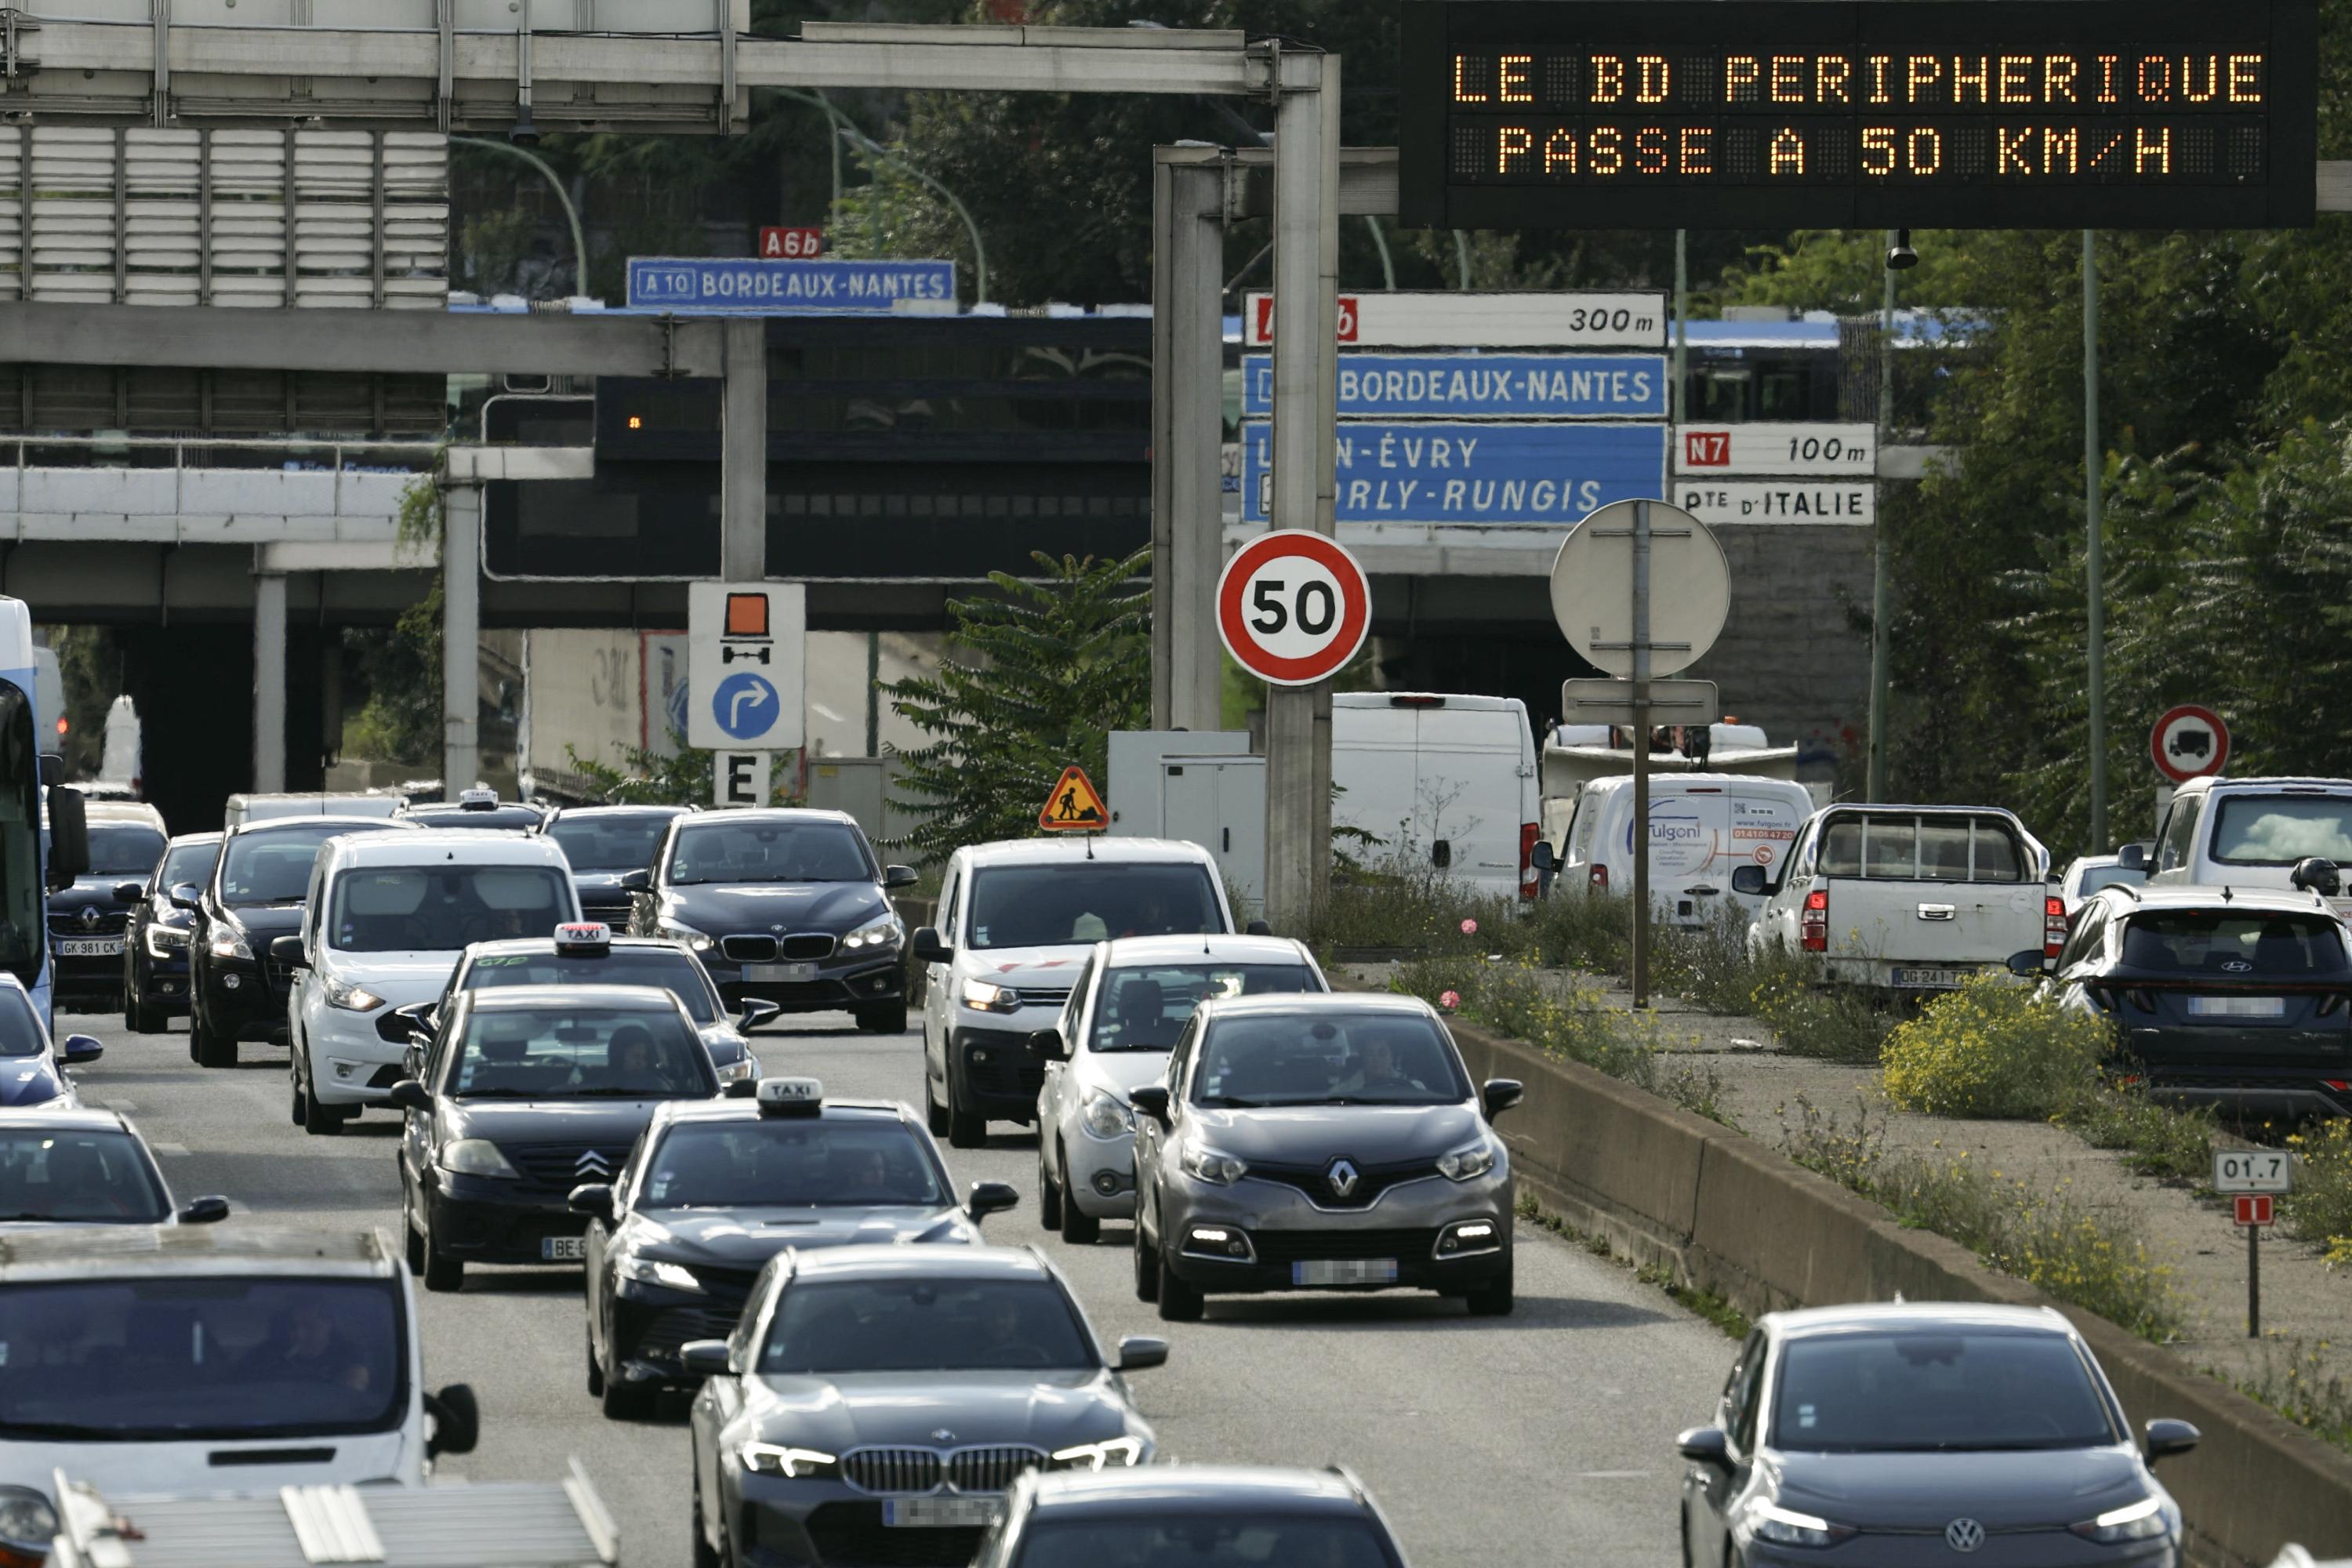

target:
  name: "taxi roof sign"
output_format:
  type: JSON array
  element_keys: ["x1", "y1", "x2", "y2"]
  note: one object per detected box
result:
[
  {"x1": 756, "y1": 1076, "x2": 824, "y2": 1117},
  {"x1": 457, "y1": 787, "x2": 499, "y2": 808},
  {"x1": 1037, "y1": 765, "x2": 1107, "y2": 833},
  {"x1": 554, "y1": 922, "x2": 612, "y2": 954}
]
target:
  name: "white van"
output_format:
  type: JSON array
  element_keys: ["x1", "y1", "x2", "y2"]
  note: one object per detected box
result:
[
  {"x1": 0, "y1": 1225, "x2": 475, "y2": 1560},
  {"x1": 224, "y1": 792, "x2": 405, "y2": 829},
  {"x1": 281, "y1": 830, "x2": 580, "y2": 1134},
  {"x1": 1330, "y1": 693, "x2": 1542, "y2": 899},
  {"x1": 2132, "y1": 776, "x2": 2352, "y2": 916},
  {"x1": 1554, "y1": 773, "x2": 1814, "y2": 924}
]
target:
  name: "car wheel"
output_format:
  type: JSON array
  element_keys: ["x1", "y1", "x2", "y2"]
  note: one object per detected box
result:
[
  {"x1": 600, "y1": 1365, "x2": 652, "y2": 1421},
  {"x1": 289, "y1": 1058, "x2": 307, "y2": 1123},
  {"x1": 947, "y1": 1103, "x2": 985, "y2": 1149},
  {"x1": 924, "y1": 1065, "x2": 950, "y2": 1137},
  {"x1": 401, "y1": 1182, "x2": 426, "y2": 1274},
  {"x1": 1156, "y1": 1230, "x2": 1204, "y2": 1323},
  {"x1": 586, "y1": 1318, "x2": 606, "y2": 1398},
  {"x1": 195, "y1": 1015, "x2": 238, "y2": 1069},
  {"x1": 1133, "y1": 1201, "x2": 1160, "y2": 1303},
  {"x1": 1464, "y1": 1250, "x2": 1515, "y2": 1317},
  {"x1": 420, "y1": 1205, "x2": 464, "y2": 1294},
  {"x1": 691, "y1": 1479, "x2": 721, "y2": 1568},
  {"x1": 300, "y1": 1057, "x2": 346, "y2": 1135},
  {"x1": 1058, "y1": 1142, "x2": 1101, "y2": 1245},
  {"x1": 1036, "y1": 1140, "x2": 1064, "y2": 1229},
  {"x1": 125, "y1": 979, "x2": 157, "y2": 1035},
  {"x1": 855, "y1": 999, "x2": 908, "y2": 1034}
]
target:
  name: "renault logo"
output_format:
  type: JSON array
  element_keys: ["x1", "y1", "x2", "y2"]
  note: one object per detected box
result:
[
  {"x1": 1944, "y1": 1519, "x2": 1984, "y2": 1553},
  {"x1": 78, "y1": 906, "x2": 99, "y2": 931},
  {"x1": 575, "y1": 1149, "x2": 612, "y2": 1178},
  {"x1": 1327, "y1": 1158, "x2": 1360, "y2": 1198}
]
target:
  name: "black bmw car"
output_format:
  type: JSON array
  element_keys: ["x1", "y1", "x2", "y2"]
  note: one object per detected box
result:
[
  {"x1": 121, "y1": 830, "x2": 222, "y2": 1033},
  {"x1": 629, "y1": 808, "x2": 917, "y2": 1033},
  {"x1": 390, "y1": 984, "x2": 721, "y2": 1293},
  {"x1": 47, "y1": 812, "x2": 168, "y2": 1011},
  {"x1": 539, "y1": 804, "x2": 691, "y2": 924}
]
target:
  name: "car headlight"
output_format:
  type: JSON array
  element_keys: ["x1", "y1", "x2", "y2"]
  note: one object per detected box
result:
[
  {"x1": 1049, "y1": 1436, "x2": 1145, "y2": 1471},
  {"x1": 209, "y1": 926, "x2": 252, "y2": 960},
  {"x1": 716, "y1": 1054, "x2": 757, "y2": 1084},
  {"x1": 0, "y1": 1485, "x2": 57, "y2": 1548},
  {"x1": 1081, "y1": 1087, "x2": 1134, "y2": 1140},
  {"x1": 324, "y1": 977, "x2": 386, "y2": 1012},
  {"x1": 658, "y1": 920, "x2": 714, "y2": 954},
  {"x1": 146, "y1": 924, "x2": 189, "y2": 958},
  {"x1": 618, "y1": 1256, "x2": 703, "y2": 1294},
  {"x1": 2070, "y1": 1495, "x2": 2170, "y2": 1544},
  {"x1": 841, "y1": 915, "x2": 904, "y2": 952},
  {"x1": 739, "y1": 1443, "x2": 840, "y2": 1479},
  {"x1": 1436, "y1": 1139, "x2": 1497, "y2": 1181},
  {"x1": 1742, "y1": 1501, "x2": 1856, "y2": 1549},
  {"x1": 1179, "y1": 1143, "x2": 1248, "y2": 1185},
  {"x1": 959, "y1": 976, "x2": 1022, "y2": 1014},
  {"x1": 438, "y1": 1138, "x2": 520, "y2": 1179}
]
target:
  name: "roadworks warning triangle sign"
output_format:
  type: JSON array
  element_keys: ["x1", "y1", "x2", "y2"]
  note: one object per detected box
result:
[{"x1": 1038, "y1": 765, "x2": 1109, "y2": 832}]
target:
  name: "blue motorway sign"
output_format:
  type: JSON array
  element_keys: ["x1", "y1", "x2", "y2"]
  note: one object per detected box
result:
[
  {"x1": 1242, "y1": 354, "x2": 1666, "y2": 419},
  {"x1": 1241, "y1": 422, "x2": 1665, "y2": 525},
  {"x1": 626, "y1": 257, "x2": 956, "y2": 313}
]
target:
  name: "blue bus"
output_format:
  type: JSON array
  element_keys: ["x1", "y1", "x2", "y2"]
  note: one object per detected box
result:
[{"x1": 0, "y1": 600, "x2": 90, "y2": 1025}]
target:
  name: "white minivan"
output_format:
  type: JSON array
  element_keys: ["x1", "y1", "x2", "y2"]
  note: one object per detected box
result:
[
  {"x1": 1330, "y1": 692, "x2": 1543, "y2": 899},
  {"x1": 281, "y1": 830, "x2": 579, "y2": 1134},
  {"x1": 1553, "y1": 773, "x2": 1815, "y2": 925},
  {"x1": 2131, "y1": 775, "x2": 2352, "y2": 916}
]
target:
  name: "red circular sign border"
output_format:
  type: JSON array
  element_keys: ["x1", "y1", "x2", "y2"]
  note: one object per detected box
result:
[
  {"x1": 2150, "y1": 703, "x2": 2230, "y2": 785},
  {"x1": 1217, "y1": 532, "x2": 1373, "y2": 686}
]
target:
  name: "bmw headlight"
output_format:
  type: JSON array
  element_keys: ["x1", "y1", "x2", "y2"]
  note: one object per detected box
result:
[
  {"x1": 618, "y1": 1256, "x2": 703, "y2": 1294},
  {"x1": 146, "y1": 924, "x2": 190, "y2": 958},
  {"x1": 2070, "y1": 1496, "x2": 2170, "y2": 1544},
  {"x1": 438, "y1": 1138, "x2": 521, "y2": 1179},
  {"x1": 1436, "y1": 1138, "x2": 1498, "y2": 1182},
  {"x1": 658, "y1": 920, "x2": 714, "y2": 954},
  {"x1": 1049, "y1": 1436, "x2": 1146, "y2": 1471},
  {"x1": 959, "y1": 976, "x2": 1021, "y2": 1014},
  {"x1": 323, "y1": 977, "x2": 386, "y2": 1012},
  {"x1": 1179, "y1": 1143, "x2": 1248, "y2": 1185},
  {"x1": 1080, "y1": 1087, "x2": 1134, "y2": 1140},
  {"x1": 0, "y1": 1485, "x2": 57, "y2": 1548},
  {"x1": 739, "y1": 1443, "x2": 840, "y2": 1479},
  {"x1": 209, "y1": 925, "x2": 252, "y2": 960},
  {"x1": 1741, "y1": 1501, "x2": 1856, "y2": 1549},
  {"x1": 841, "y1": 915, "x2": 904, "y2": 952}
]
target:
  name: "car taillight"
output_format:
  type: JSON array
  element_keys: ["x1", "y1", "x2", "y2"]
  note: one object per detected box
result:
[
  {"x1": 1800, "y1": 887, "x2": 1828, "y2": 952},
  {"x1": 1589, "y1": 864, "x2": 1609, "y2": 893},
  {"x1": 2322, "y1": 994, "x2": 2349, "y2": 1019},
  {"x1": 2044, "y1": 895, "x2": 2067, "y2": 958},
  {"x1": 1520, "y1": 822, "x2": 1541, "y2": 902}
]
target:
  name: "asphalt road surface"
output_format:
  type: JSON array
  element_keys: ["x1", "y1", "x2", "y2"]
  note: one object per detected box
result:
[{"x1": 62, "y1": 1004, "x2": 1733, "y2": 1568}]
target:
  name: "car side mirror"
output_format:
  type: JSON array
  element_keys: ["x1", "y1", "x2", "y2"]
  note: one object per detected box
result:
[
  {"x1": 1244, "y1": 919, "x2": 1272, "y2": 936},
  {"x1": 910, "y1": 927, "x2": 952, "y2": 964},
  {"x1": 679, "y1": 1340, "x2": 733, "y2": 1378},
  {"x1": 1482, "y1": 1078, "x2": 1523, "y2": 1117},
  {"x1": 1129, "y1": 1084, "x2": 1171, "y2": 1124},
  {"x1": 1026, "y1": 1029, "x2": 1069, "y2": 1063},
  {"x1": 1526, "y1": 841, "x2": 1556, "y2": 873},
  {"x1": 1730, "y1": 865, "x2": 1768, "y2": 897},
  {"x1": 270, "y1": 934, "x2": 309, "y2": 968},
  {"x1": 2143, "y1": 1418, "x2": 2199, "y2": 1465},
  {"x1": 37, "y1": 753, "x2": 60, "y2": 789},
  {"x1": 176, "y1": 1195, "x2": 231, "y2": 1225},
  {"x1": 60, "y1": 1035, "x2": 102, "y2": 1065},
  {"x1": 111, "y1": 881, "x2": 145, "y2": 904},
  {"x1": 386, "y1": 1080, "x2": 433, "y2": 1113},
  {"x1": 2292, "y1": 856, "x2": 2343, "y2": 897},
  {"x1": 739, "y1": 997, "x2": 783, "y2": 1030},
  {"x1": 967, "y1": 1180, "x2": 1019, "y2": 1221},
  {"x1": 1676, "y1": 1426, "x2": 1731, "y2": 1468},
  {"x1": 567, "y1": 1182, "x2": 616, "y2": 1222},
  {"x1": 2117, "y1": 841, "x2": 2150, "y2": 872},
  {"x1": 425, "y1": 1384, "x2": 479, "y2": 1457},
  {"x1": 1116, "y1": 1335, "x2": 1169, "y2": 1373},
  {"x1": 884, "y1": 865, "x2": 920, "y2": 890},
  {"x1": 44, "y1": 786, "x2": 87, "y2": 891},
  {"x1": 168, "y1": 882, "x2": 201, "y2": 912},
  {"x1": 2006, "y1": 948, "x2": 2051, "y2": 979}
]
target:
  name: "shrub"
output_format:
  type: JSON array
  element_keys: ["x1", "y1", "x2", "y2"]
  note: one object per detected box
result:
[
  {"x1": 1746, "y1": 948, "x2": 1894, "y2": 1064},
  {"x1": 2283, "y1": 1118, "x2": 2352, "y2": 1265},
  {"x1": 1880, "y1": 975, "x2": 2103, "y2": 1119}
]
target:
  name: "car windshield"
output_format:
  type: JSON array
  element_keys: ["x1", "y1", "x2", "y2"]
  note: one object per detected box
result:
[
  {"x1": 0, "y1": 989, "x2": 46, "y2": 1059},
  {"x1": 642, "y1": 1121, "x2": 946, "y2": 1209},
  {"x1": 757, "y1": 1277, "x2": 1094, "y2": 1374},
  {"x1": 1089, "y1": 964, "x2": 1320, "y2": 1052},
  {"x1": 2120, "y1": 912, "x2": 2351, "y2": 975},
  {"x1": 1191, "y1": 1014, "x2": 1470, "y2": 1107},
  {"x1": 669, "y1": 820, "x2": 873, "y2": 885},
  {"x1": 967, "y1": 865, "x2": 1222, "y2": 950},
  {"x1": 157, "y1": 840, "x2": 220, "y2": 894},
  {"x1": 328, "y1": 865, "x2": 572, "y2": 952},
  {"x1": 0, "y1": 1129, "x2": 169, "y2": 1222},
  {"x1": 87, "y1": 826, "x2": 166, "y2": 877},
  {"x1": 1770, "y1": 1330, "x2": 2118, "y2": 1452},
  {"x1": 220, "y1": 825, "x2": 372, "y2": 907},
  {"x1": 448, "y1": 1004, "x2": 714, "y2": 1100},
  {"x1": 0, "y1": 1277, "x2": 404, "y2": 1440},
  {"x1": 1011, "y1": 1519, "x2": 1399, "y2": 1568},
  {"x1": 2211, "y1": 795, "x2": 2352, "y2": 866},
  {"x1": 2076, "y1": 865, "x2": 2144, "y2": 897},
  {"x1": 547, "y1": 814, "x2": 675, "y2": 872},
  {"x1": 462, "y1": 949, "x2": 718, "y2": 1024}
]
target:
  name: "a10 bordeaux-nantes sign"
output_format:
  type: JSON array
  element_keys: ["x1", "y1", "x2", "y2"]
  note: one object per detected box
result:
[{"x1": 1398, "y1": 1, "x2": 2317, "y2": 230}]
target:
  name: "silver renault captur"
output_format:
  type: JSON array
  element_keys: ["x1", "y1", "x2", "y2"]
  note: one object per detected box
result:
[{"x1": 1129, "y1": 993, "x2": 1521, "y2": 1322}]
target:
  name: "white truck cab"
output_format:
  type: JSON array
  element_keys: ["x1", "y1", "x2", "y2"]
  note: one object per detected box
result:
[{"x1": 2129, "y1": 776, "x2": 2352, "y2": 916}]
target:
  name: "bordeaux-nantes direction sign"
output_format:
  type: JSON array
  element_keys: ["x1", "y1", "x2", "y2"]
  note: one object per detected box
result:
[
  {"x1": 1241, "y1": 422, "x2": 1665, "y2": 526},
  {"x1": 1398, "y1": 1, "x2": 2318, "y2": 230},
  {"x1": 1242, "y1": 353, "x2": 1667, "y2": 420},
  {"x1": 626, "y1": 257, "x2": 956, "y2": 312}
]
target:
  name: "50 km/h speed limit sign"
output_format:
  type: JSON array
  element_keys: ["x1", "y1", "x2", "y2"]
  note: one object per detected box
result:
[{"x1": 1218, "y1": 532, "x2": 1373, "y2": 687}]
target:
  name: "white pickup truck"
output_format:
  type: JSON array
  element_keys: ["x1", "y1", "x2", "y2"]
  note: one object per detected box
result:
[{"x1": 1733, "y1": 804, "x2": 2063, "y2": 992}]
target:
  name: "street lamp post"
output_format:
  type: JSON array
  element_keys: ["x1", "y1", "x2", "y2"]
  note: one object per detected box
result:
[
  {"x1": 837, "y1": 128, "x2": 991, "y2": 306},
  {"x1": 451, "y1": 136, "x2": 588, "y2": 299}
]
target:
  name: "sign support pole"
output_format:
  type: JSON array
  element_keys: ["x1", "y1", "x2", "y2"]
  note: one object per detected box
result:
[
  {"x1": 1865, "y1": 239, "x2": 1896, "y2": 804},
  {"x1": 2248, "y1": 1218, "x2": 2261, "y2": 1338},
  {"x1": 1631, "y1": 498, "x2": 1652, "y2": 1010},
  {"x1": 1149, "y1": 152, "x2": 1227, "y2": 733},
  {"x1": 2085, "y1": 230, "x2": 2107, "y2": 852}
]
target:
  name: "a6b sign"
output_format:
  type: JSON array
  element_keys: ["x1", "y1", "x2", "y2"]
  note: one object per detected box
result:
[{"x1": 1218, "y1": 532, "x2": 1372, "y2": 687}]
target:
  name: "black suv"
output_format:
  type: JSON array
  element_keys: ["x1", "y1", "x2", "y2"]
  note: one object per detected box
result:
[{"x1": 627, "y1": 808, "x2": 916, "y2": 1033}]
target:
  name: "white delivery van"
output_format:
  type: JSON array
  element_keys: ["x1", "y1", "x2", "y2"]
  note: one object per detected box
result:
[
  {"x1": 1555, "y1": 773, "x2": 1814, "y2": 925},
  {"x1": 1330, "y1": 693, "x2": 1542, "y2": 899}
]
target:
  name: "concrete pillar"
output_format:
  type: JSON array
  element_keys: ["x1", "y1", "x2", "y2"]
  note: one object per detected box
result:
[
  {"x1": 252, "y1": 567, "x2": 289, "y2": 793},
  {"x1": 1150, "y1": 154, "x2": 1228, "y2": 733},
  {"x1": 721, "y1": 317, "x2": 768, "y2": 581},
  {"x1": 1261, "y1": 53, "x2": 1341, "y2": 933},
  {"x1": 442, "y1": 481, "x2": 482, "y2": 793}
]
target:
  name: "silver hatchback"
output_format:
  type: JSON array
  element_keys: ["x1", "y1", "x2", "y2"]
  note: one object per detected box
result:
[{"x1": 1129, "y1": 993, "x2": 1521, "y2": 1320}]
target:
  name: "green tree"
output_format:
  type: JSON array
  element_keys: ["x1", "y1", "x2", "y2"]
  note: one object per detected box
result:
[
  {"x1": 884, "y1": 549, "x2": 1150, "y2": 859},
  {"x1": 563, "y1": 735, "x2": 721, "y2": 805}
]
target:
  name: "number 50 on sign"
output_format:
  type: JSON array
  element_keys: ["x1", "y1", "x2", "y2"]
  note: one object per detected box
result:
[{"x1": 1217, "y1": 532, "x2": 1374, "y2": 687}]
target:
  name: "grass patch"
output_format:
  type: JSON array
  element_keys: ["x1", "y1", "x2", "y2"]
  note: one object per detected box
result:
[
  {"x1": 2060, "y1": 1087, "x2": 2217, "y2": 1182},
  {"x1": 1783, "y1": 1096, "x2": 2183, "y2": 1344},
  {"x1": 1515, "y1": 1196, "x2": 1751, "y2": 1340},
  {"x1": 2223, "y1": 1339, "x2": 2352, "y2": 1453}
]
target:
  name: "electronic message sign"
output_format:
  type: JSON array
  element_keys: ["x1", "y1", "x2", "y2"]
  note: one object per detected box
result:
[{"x1": 1399, "y1": 2, "x2": 2317, "y2": 230}]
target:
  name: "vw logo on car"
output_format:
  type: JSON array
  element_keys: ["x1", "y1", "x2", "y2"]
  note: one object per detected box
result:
[{"x1": 1944, "y1": 1518, "x2": 1984, "y2": 1553}]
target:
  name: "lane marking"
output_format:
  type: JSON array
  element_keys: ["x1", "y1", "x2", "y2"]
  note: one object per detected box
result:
[
  {"x1": 1577, "y1": 1470, "x2": 1651, "y2": 1479},
  {"x1": 151, "y1": 1142, "x2": 191, "y2": 1157}
]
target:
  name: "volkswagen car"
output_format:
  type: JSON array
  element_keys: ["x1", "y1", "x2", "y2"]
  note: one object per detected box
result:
[
  {"x1": 574, "y1": 1075, "x2": 1015, "y2": 1417},
  {"x1": 683, "y1": 1245, "x2": 1165, "y2": 1568},
  {"x1": 119, "y1": 829, "x2": 220, "y2": 1033},
  {"x1": 1676, "y1": 1303, "x2": 2198, "y2": 1568},
  {"x1": 978, "y1": 1466, "x2": 1411, "y2": 1568},
  {"x1": 1129, "y1": 993, "x2": 1520, "y2": 1320}
]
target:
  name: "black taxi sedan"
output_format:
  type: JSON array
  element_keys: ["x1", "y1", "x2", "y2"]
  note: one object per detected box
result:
[
  {"x1": 570, "y1": 1075, "x2": 1016, "y2": 1418},
  {"x1": 389, "y1": 984, "x2": 722, "y2": 1292}
]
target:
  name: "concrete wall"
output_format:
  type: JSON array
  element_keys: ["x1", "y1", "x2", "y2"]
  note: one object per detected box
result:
[
  {"x1": 1685, "y1": 523, "x2": 1875, "y2": 771},
  {"x1": 1, "y1": 466, "x2": 414, "y2": 541}
]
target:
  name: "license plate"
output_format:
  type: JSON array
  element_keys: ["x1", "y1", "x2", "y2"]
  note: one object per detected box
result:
[
  {"x1": 539, "y1": 1236, "x2": 586, "y2": 1261},
  {"x1": 57, "y1": 938, "x2": 122, "y2": 958},
  {"x1": 883, "y1": 1497, "x2": 1001, "y2": 1530},
  {"x1": 746, "y1": 962, "x2": 817, "y2": 982},
  {"x1": 1292, "y1": 1258, "x2": 1398, "y2": 1287},
  {"x1": 1890, "y1": 967, "x2": 1969, "y2": 989},
  {"x1": 2189, "y1": 995, "x2": 2286, "y2": 1018}
]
